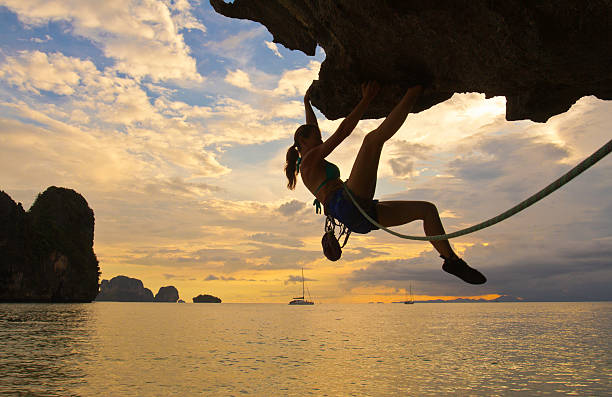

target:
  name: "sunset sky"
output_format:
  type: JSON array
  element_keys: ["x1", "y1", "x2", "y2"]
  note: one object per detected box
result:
[{"x1": 0, "y1": 0, "x2": 610, "y2": 303}]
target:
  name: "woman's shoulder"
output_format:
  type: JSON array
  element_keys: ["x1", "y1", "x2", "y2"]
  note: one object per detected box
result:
[{"x1": 301, "y1": 146, "x2": 324, "y2": 165}]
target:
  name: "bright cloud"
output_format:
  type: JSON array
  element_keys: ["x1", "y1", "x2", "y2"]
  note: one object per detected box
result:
[
  {"x1": 273, "y1": 60, "x2": 320, "y2": 97},
  {"x1": 225, "y1": 69, "x2": 253, "y2": 90},
  {"x1": 0, "y1": 0, "x2": 204, "y2": 82},
  {"x1": 0, "y1": 51, "x2": 94, "y2": 95},
  {"x1": 265, "y1": 41, "x2": 283, "y2": 58}
]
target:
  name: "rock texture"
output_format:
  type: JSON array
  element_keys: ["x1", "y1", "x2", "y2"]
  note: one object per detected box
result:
[
  {"x1": 211, "y1": 0, "x2": 612, "y2": 122},
  {"x1": 154, "y1": 285, "x2": 180, "y2": 302},
  {"x1": 0, "y1": 187, "x2": 99, "y2": 302},
  {"x1": 95, "y1": 275, "x2": 154, "y2": 302},
  {"x1": 193, "y1": 294, "x2": 222, "y2": 303}
]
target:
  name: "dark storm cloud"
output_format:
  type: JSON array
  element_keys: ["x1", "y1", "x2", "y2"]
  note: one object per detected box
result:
[{"x1": 345, "y1": 238, "x2": 612, "y2": 301}]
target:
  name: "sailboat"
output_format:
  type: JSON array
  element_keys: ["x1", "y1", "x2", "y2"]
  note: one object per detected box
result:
[
  {"x1": 404, "y1": 282, "x2": 415, "y2": 304},
  {"x1": 289, "y1": 268, "x2": 314, "y2": 305}
]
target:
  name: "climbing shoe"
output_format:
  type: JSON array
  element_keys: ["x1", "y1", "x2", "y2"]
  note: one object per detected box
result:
[{"x1": 441, "y1": 255, "x2": 487, "y2": 284}]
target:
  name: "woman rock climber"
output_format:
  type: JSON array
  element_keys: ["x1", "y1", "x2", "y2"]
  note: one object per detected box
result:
[{"x1": 285, "y1": 82, "x2": 486, "y2": 284}]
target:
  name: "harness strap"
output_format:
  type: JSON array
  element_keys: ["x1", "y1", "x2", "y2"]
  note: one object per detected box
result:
[
  {"x1": 312, "y1": 178, "x2": 332, "y2": 214},
  {"x1": 325, "y1": 215, "x2": 351, "y2": 248}
]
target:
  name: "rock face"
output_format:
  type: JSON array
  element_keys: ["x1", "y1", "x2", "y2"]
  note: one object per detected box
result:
[
  {"x1": 95, "y1": 276, "x2": 154, "y2": 302},
  {"x1": 193, "y1": 294, "x2": 222, "y2": 303},
  {"x1": 211, "y1": 0, "x2": 612, "y2": 122},
  {"x1": 0, "y1": 187, "x2": 100, "y2": 302},
  {"x1": 154, "y1": 285, "x2": 180, "y2": 302}
]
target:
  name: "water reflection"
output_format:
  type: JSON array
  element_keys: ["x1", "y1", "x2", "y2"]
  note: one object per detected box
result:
[
  {"x1": 0, "y1": 304, "x2": 94, "y2": 396},
  {"x1": 0, "y1": 302, "x2": 610, "y2": 395}
]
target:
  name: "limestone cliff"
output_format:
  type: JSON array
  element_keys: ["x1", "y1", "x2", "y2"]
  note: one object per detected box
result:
[
  {"x1": 96, "y1": 275, "x2": 155, "y2": 302},
  {"x1": 0, "y1": 187, "x2": 100, "y2": 302},
  {"x1": 211, "y1": 0, "x2": 612, "y2": 122},
  {"x1": 154, "y1": 285, "x2": 180, "y2": 302}
]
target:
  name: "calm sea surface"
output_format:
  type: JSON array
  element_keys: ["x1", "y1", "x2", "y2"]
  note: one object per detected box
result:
[{"x1": 0, "y1": 302, "x2": 610, "y2": 396}]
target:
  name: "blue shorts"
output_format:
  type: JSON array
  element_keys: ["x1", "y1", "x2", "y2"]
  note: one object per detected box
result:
[{"x1": 325, "y1": 188, "x2": 379, "y2": 234}]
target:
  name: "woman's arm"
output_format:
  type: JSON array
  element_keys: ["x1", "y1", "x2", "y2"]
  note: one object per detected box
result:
[
  {"x1": 304, "y1": 86, "x2": 319, "y2": 127},
  {"x1": 317, "y1": 81, "x2": 380, "y2": 158}
]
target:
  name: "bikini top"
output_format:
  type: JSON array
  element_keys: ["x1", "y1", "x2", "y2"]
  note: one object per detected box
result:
[{"x1": 297, "y1": 158, "x2": 340, "y2": 213}]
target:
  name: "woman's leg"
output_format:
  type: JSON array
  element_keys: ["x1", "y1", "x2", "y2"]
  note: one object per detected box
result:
[
  {"x1": 375, "y1": 200, "x2": 456, "y2": 259},
  {"x1": 345, "y1": 85, "x2": 423, "y2": 200},
  {"x1": 376, "y1": 200, "x2": 487, "y2": 284}
]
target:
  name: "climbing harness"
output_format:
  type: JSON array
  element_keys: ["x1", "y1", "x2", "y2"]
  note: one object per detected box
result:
[{"x1": 341, "y1": 139, "x2": 612, "y2": 241}]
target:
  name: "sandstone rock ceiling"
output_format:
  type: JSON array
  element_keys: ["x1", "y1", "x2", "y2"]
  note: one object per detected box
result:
[{"x1": 211, "y1": 0, "x2": 612, "y2": 122}]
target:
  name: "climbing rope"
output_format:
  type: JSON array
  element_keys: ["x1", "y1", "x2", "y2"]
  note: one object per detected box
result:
[{"x1": 342, "y1": 139, "x2": 612, "y2": 241}]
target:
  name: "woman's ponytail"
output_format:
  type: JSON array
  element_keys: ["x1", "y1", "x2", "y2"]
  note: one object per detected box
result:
[{"x1": 285, "y1": 144, "x2": 300, "y2": 190}]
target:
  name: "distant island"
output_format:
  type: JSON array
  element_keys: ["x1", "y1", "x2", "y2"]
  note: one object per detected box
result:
[
  {"x1": 394, "y1": 295, "x2": 524, "y2": 303},
  {"x1": 96, "y1": 275, "x2": 180, "y2": 302},
  {"x1": 193, "y1": 294, "x2": 221, "y2": 303},
  {"x1": 0, "y1": 187, "x2": 99, "y2": 302},
  {"x1": 154, "y1": 285, "x2": 179, "y2": 302}
]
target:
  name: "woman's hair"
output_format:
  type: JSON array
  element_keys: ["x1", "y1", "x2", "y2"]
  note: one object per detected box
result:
[{"x1": 285, "y1": 124, "x2": 318, "y2": 190}]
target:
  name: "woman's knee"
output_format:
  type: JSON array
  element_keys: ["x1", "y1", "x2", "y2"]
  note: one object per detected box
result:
[
  {"x1": 421, "y1": 201, "x2": 438, "y2": 219},
  {"x1": 363, "y1": 128, "x2": 385, "y2": 147}
]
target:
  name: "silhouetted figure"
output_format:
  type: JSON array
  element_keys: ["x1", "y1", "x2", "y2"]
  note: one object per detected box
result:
[{"x1": 285, "y1": 83, "x2": 486, "y2": 284}]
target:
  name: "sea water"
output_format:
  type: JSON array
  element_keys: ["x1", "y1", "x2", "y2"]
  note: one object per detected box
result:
[{"x1": 0, "y1": 302, "x2": 610, "y2": 396}]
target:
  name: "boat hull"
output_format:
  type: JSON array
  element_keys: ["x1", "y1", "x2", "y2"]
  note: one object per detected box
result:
[{"x1": 289, "y1": 299, "x2": 314, "y2": 305}]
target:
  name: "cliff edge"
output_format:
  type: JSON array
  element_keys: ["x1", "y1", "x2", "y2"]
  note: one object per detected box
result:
[
  {"x1": 0, "y1": 187, "x2": 100, "y2": 302},
  {"x1": 211, "y1": 0, "x2": 612, "y2": 122}
]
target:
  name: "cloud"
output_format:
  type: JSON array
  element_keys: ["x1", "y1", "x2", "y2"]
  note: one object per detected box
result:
[
  {"x1": 165, "y1": 0, "x2": 206, "y2": 33},
  {"x1": 204, "y1": 274, "x2": 236, "y2": 281},
  {"x1": 341, "y1": 246, "x2": 389, "y2": 261},
  {"x1": 225, "y1": 69, "x2": 253, "y2": 90},
  {"x1": 29, "y1": 34, "x2": 52, "y2": 43},
  {"x1": 285, "y1": 275, "x2": 317, "y2": 285},
  {"x1": 242, "y1": 245, "x2": 322, "y2": 272},
  {"x1": 0, "y1": 51, "x2": 230, "y2": 181},
  {"x1": 1, "y1": 0, "x2": 204, "y2": 82},
  {"x1": 277, "y1": 200, "x2": 308, "y2": 217},
  {"x1": 387, "y1": 141, "x2": 433, "y2": 178},
  {"x1": 204, "y1": 27, "x2": 266, "y2": 67},
  {"x1": 273, "y1": 60, "x2": 320, "y2": 97},
  {"x1": 458, "y1": 240, "x2": 612, "y2": 301},
  {"x1": 144, "y1": 177, "x2": 223, "y2": 198},
  {"x1": 249, "y1": 232, "x2": 304, "y2": 247},
  {"x1": 265, "y1": 41, "x2": 283, "y2": 58},
  {"x1": 448, "y1": 134, "x2": 568, "y2": 183},
  {"x1": 0, "y1": 51, "x2": 95, "y2": 95}
]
